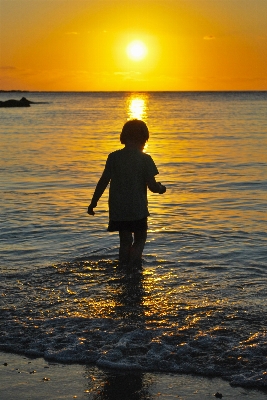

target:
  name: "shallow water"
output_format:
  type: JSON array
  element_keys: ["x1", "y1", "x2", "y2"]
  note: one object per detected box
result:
[
  {"x1": 2, "y1": 353, "x2": 267, "y2": 400},
  {"x1": 1, "y1": 91, "x2": 267, "y2": 389}
]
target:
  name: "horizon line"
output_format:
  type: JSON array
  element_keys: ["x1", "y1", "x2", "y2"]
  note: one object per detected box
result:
[{"x1": 1, "y1": 89, "x2": 267, "y2": 93}]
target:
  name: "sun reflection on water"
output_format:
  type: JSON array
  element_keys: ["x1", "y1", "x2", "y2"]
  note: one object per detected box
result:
[
  {"x1": 127, "y1": 94, "x2": 148, "y2": 121},
  {"x1": 24, "y1": 260, "x2": 233, "y2": 332}
]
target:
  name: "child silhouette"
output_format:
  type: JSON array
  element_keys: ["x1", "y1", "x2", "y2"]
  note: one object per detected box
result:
[{"x1": 88, "y1": 119, "x2": 166, "y2": 271}]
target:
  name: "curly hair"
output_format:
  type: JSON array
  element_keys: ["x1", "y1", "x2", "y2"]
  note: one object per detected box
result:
[{"x1": 120, "y1": 119, "x2": 149, "y2": 145}]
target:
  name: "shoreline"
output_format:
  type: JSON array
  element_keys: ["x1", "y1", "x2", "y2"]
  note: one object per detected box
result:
[{"x1": 1, "y1": 351, "x2": 266, "y2": 399}]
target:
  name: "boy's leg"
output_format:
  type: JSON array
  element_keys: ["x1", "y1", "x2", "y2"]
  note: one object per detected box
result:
[
  {"x1": 119, "y1": 231, "x2": 133, "y2": 264},
  {"x1": 129, "y1": 230, "x2": 147, "y2": 268}
]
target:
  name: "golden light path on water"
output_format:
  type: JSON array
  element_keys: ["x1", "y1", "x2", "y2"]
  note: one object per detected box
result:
[
  {"x1": 46, "y1": 259, "x2": 230, "y2": 336},
  {"x1": 127, "y1": 94, "x2": 147, "y2": 121}
]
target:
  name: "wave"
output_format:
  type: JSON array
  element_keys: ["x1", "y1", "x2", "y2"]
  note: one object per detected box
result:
[{"x1": 1, "y1": 258, "x2": 267, "y2": 389}]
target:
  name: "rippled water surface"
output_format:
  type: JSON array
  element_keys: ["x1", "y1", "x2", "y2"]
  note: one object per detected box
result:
[{"x1": 1, "y1": 91, "x2": 267, "y2": 389}]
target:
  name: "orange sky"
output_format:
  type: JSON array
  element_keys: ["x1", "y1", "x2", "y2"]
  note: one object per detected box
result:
[{"x1": 0, "y1": 0, "x2": 266, "y2": 91}]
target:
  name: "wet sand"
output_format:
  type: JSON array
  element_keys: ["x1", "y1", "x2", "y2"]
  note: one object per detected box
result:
[{"x1": 1, "y1": 352, "x2": 266, "y2": 399}]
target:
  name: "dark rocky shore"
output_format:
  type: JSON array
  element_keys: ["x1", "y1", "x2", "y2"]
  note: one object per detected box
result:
[{"x1": 0, "y1": 97, "x2": 47, "y2": 107}]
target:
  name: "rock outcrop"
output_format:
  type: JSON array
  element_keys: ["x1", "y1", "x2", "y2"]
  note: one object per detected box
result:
[{"x1": 0, "y1": 97, "x2": 34, "y2": 107}]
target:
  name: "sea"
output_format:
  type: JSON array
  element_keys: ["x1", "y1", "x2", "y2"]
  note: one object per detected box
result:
[{"x1": 1, "y1": 91, "x2": 267, "y2": 390}]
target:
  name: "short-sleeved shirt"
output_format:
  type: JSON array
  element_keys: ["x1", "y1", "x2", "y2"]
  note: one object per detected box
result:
[{"x1": 102, "y1": 147, "x2": 159, "y2": 221}]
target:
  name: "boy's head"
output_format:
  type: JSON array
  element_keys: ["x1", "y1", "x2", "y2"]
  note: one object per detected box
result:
[{"x1": 120, "y1": 119, "x2": 149, "y2": 146}]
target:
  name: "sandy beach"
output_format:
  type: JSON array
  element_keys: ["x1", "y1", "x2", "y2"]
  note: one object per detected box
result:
[{"x1": 1, "y1": 351, "x2": 266, "y2": 400}]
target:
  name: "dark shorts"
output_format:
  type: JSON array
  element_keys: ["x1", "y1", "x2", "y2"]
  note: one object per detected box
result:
[{"x1": 108, "y1": 217, "x2": 148, "y2": 232}]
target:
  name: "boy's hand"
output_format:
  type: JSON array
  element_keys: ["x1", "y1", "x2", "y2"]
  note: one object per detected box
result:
[
  {"x1": 87, "y1": 204, "x2": 95, "y2": 215},
  {"x1": 147, "y1": 177, "x2": 166, "y2": 194},
  {"x1": 158, "y1": 183, "x2": 166, "y2": 194}
]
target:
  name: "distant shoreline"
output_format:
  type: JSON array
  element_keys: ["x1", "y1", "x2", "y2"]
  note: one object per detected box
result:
[
  {"x1": 1, "y1": 90, "x2": 267, "y2": 95},
  {"x1": 0, "y1": 90, "x2": 29, "y2": 93}
]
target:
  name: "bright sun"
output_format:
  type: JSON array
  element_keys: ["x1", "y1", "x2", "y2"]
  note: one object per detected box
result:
[{"x1": 126, "y1": 40, "x2": 147, "y2": 61}]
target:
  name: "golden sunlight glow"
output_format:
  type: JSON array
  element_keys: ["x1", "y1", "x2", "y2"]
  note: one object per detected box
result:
[
  {"x1": 126, "y1": 40, "x2": 147, "y2": 61},
  {"x1": 0, "y1": 0, "x2": 266, "y2": 91},
  {"x1": 128, "y1": 95, "x2": 147, "y2": 120}
]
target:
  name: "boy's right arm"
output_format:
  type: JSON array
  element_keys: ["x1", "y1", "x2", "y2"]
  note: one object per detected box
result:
[{"x1": 88, "y1": 174, "x2": 110, "y2": 215}]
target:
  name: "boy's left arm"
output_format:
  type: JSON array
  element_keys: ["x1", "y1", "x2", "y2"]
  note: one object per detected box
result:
[{"x1": 147, "y1": 176, "x2": 166, "y2": 194}]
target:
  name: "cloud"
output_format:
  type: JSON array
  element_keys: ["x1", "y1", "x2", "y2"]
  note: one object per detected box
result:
[
  {"x1": 0, "y1": 66, "x2": 17, "y2": 71},
  {"x1": 114, "y1": 71, "x2": 143, "y2": 81},
  {"x1": 114, "y1": 71, "x2": 141, "y2": 76},
  {"x1": 203, "y1": 35, "x2": 215, "y2": 40}
]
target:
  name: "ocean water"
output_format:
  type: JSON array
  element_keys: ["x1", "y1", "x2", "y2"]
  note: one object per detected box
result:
[{"x1": 1, "y1": 91, "x2": 267, "y2": 390}]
